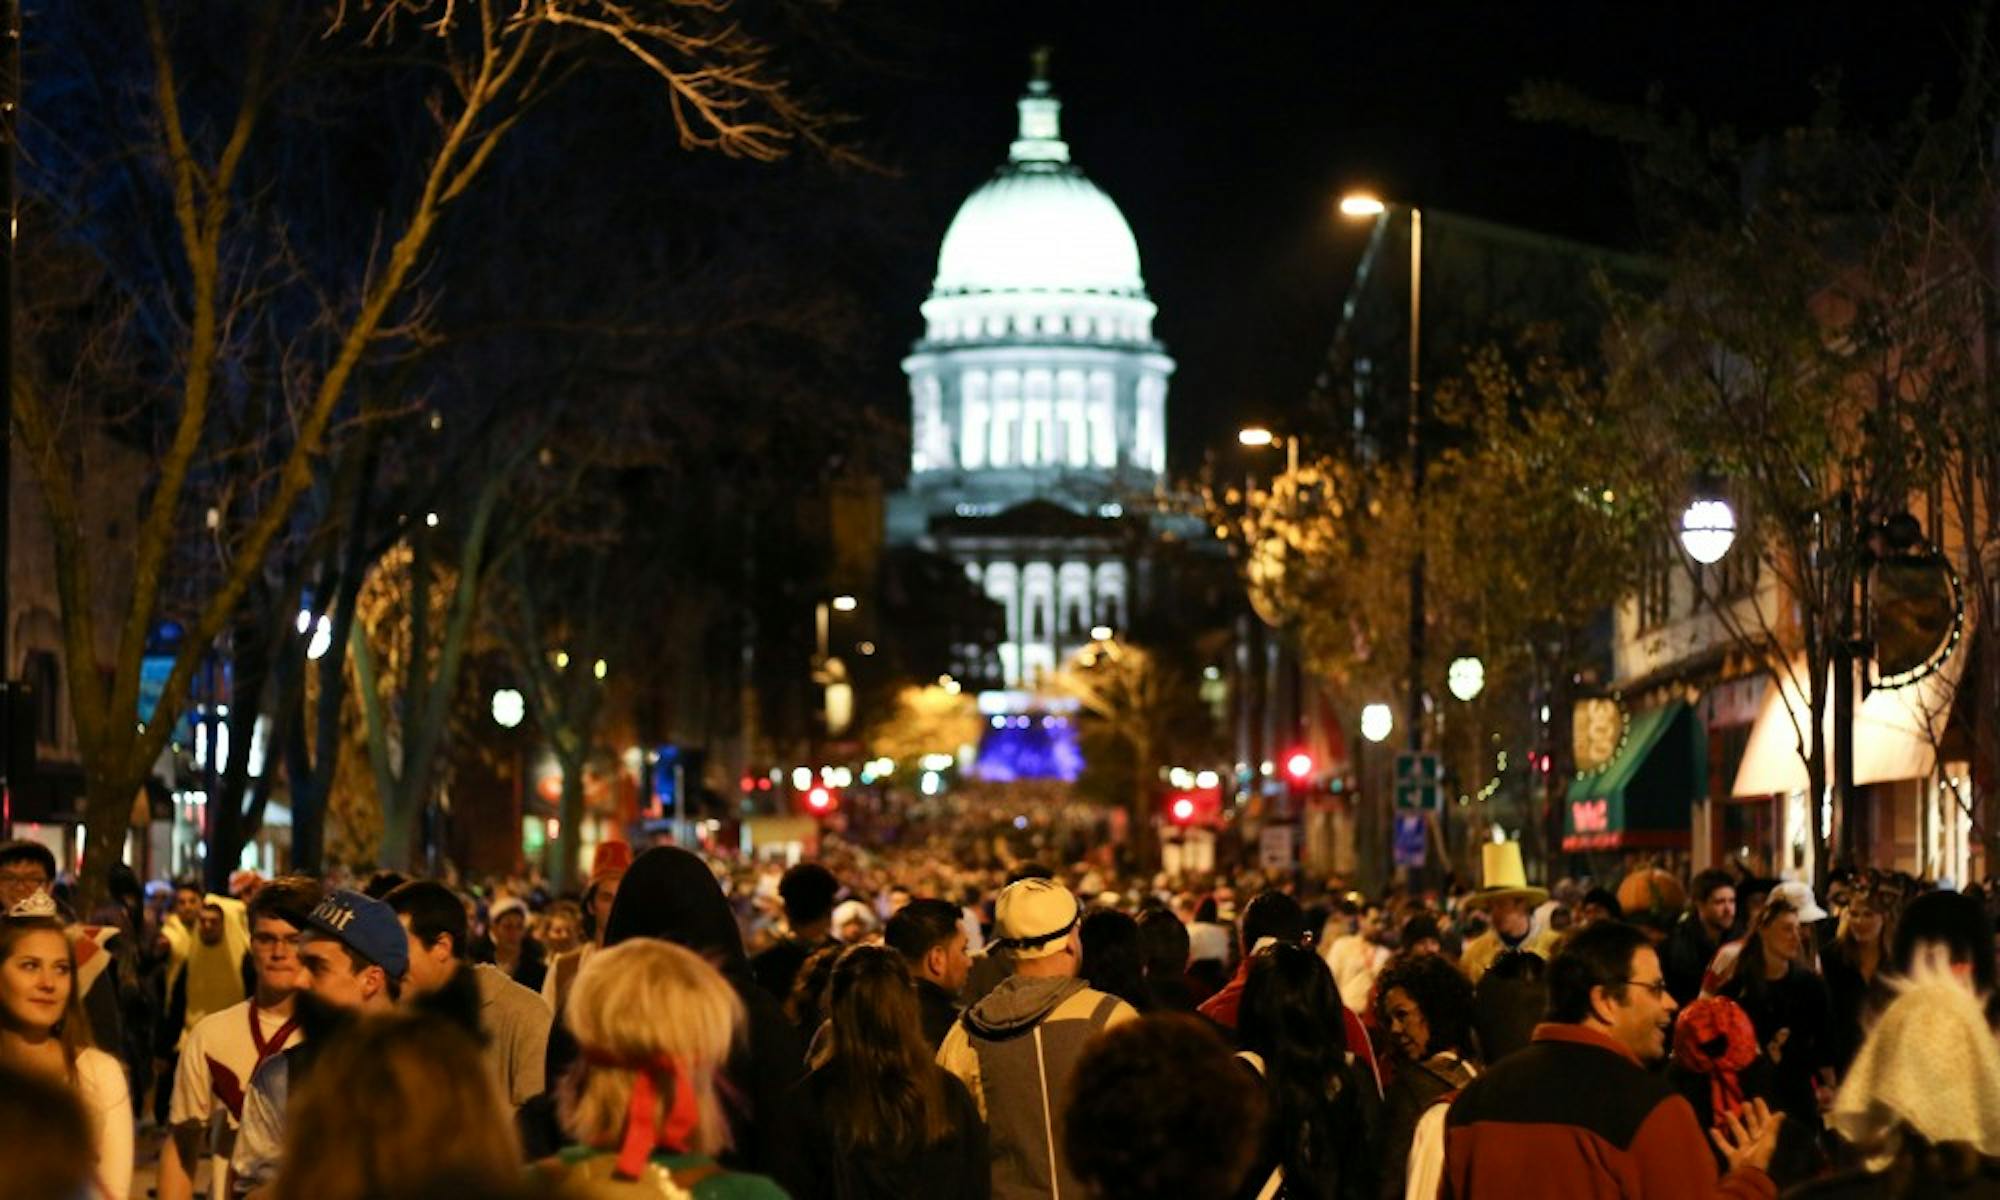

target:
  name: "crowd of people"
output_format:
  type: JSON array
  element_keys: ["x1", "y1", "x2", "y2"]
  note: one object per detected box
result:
[{"x1": 5, "y1": 828, "x2": 2000, "y2": 1199}]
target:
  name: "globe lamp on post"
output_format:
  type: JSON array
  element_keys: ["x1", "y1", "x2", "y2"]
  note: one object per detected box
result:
[
  {"x1": 1447, "y1": 655, "x2": 1485, "y2": 703},
  {"x1": 1360, "y1": 704, "x2": 1394, "y2": 745},
  {"x1": 491, "y1": 688, "x2": 525, "y2": 729},
  {"x1": 1679, "y1": 497, "x2": 1738, "y2": 565}
]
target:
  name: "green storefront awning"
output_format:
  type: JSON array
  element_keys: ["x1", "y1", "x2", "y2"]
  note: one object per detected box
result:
[{"x1": 1563, "y1": 700, "x2": 1705, "y2": 852}]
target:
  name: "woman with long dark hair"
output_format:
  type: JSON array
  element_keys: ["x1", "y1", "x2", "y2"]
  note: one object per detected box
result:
[
  {"x1": 1823, "y1": 883, "x2": 1894, "y2": 1074},
  {"x1": 1235, "y1": 942, "x2": 1375, "y2": 1200},
  {"x1": 1720, "y1": 898, "x2": 1833, "y2": 1136},
  {"x1": 1081, "y1": 908, "x2": 1152, "y2": 1013},
  {"x1": 786, "y1": 944, "x2": 988, "y2": 1199}
]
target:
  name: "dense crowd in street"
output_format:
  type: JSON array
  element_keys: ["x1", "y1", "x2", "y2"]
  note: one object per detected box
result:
[{"x1": 5, "y1": 831, "x2": 2000, "y2": 1199}]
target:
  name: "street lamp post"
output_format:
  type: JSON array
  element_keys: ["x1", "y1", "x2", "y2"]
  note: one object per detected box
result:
[
  {"x1": 1355, "y1": 700, "x2": 1395, "y2": 894},
  {"x1": 1238, "y1": 425, "x2": 1306, "y2": 800},
  {"x1": 1340, "y1": 193, "x2": 1425, "y2": 758},
  {"x1": 1682, "y1": 483, "x2": 1925, "y2": 877},
  {"x1": 815, "y1": 596, "x2": 858, "y2": 741},
  {"x1": 1237, "y1": 425, "x2": 1300, "y2": 477}
]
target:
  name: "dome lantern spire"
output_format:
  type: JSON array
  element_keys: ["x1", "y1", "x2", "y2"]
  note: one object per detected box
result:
[{"x1": 1011, "y1": 46, "x2": 1068, "y2": 165}]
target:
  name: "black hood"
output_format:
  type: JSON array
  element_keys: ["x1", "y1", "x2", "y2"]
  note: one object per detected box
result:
[{"x1": 603, "y1": 846, "x2": 747, "y2": 968}]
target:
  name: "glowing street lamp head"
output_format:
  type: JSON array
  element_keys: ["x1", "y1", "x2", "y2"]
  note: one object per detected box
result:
[
  {"x1": 1447, "y1": 656, "x2": 1486, "y2": 702},
  {"x1": 1237, "y1": 426, "x2": 1276, "y2": 448},
  {"x1": 491, "y1": 688, "x2": 525, "y2": 729},
  {"x1": 1339, "y1": 193, "x2": 1388, "y2": 218},
  {"x1": 1360, "y1": 703, "x2": 1394, "y2": 744},
  {"x1": 831, "y1": 595, "x2": 859, "y2": 613},
  {"x1": 1679, "y1": 498, "x2": 1738, "y2": 565},
  {"x1": 305, "y1": 615, "x2": 334, "y2": 661}
]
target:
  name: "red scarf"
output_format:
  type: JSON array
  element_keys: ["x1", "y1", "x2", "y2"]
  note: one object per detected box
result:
[
  {"x1": 582, "y1": 1048, "x2": 701, "y2": 1179},
  {"x1": 248, "y1": 1003, "x2": 299, "y2": 1067},
  {"x1": 1672, "y1": 996, "x2": 1758, "y2": 1123}
]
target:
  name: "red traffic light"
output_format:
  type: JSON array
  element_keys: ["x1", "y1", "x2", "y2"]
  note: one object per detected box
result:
[
  {"x1": 1284, "y1": 751, "x2": 1314, "y2": 782},
  {"x1": 1169, "y1": 796, "x2": 1197, "y2": 824},
  {"x1": 806, "y1": 786, "x2": 835, "y2": 813}
]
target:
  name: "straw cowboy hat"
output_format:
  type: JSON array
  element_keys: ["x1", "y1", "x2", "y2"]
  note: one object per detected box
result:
[{"x1": 1464, "y1": 841, "x2": 1549, "y2": 909}]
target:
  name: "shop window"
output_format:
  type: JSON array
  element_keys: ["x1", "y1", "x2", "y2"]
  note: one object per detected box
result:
[{"x1": 1637, "y1": 542, "x2": 1674, "y2": 629}]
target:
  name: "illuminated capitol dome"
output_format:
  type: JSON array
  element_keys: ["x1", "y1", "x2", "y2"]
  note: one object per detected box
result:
[{"x1": 891, "y1": 54, "x2": 1175, "y2": 694}]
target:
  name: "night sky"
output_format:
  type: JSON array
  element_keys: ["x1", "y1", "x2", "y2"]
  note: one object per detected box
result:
[{"x1": 829, "y1": 2, "x2": 1977, "y2": 472}]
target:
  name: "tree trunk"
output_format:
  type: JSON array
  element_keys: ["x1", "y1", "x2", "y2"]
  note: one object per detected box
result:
[
  {"x1": 1978, "y1": 575, "x2": 2000, "y2": 877},
  {"x1": 76, "y1": 770, "x2": 143, "y2": 908},
  {"x1": 206, "y1": 603, "x2": 276, "y2": 891},
  {"x1": 1128, "y1": 731, "x2": 1158, "y2": 875},
  {"x1": 555, "y1": 747, "x2": 586, "y2": 890},
  {"x1": 1806, "y1": 654, "x2": 1831, "y2": 891},
  {"x1": 378, "y1": 786, "x2": 422, "y2": 873}
]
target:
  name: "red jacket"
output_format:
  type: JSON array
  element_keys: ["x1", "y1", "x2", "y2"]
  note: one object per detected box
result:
[
  {"x1": 1197, "y1": 959, "x2": 1382, "y2": 1095},
  {"x1": 1442, "y1": 1023, "x2": 1774, "y2": 1200}
]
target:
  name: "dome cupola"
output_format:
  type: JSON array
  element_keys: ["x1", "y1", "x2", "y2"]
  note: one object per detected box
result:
[{"x1": 931, "y1": 54, "x2": 1147, "y2": 300}]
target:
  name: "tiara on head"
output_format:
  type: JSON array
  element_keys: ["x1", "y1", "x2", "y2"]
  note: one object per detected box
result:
[{"x1": 7, "y1": 890, "x2": 58, "y2": 919}]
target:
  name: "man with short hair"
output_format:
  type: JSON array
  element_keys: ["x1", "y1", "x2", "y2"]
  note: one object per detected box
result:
[
  {"x1": 158, "y1": 877, "x2": 319, "y2": 1200},
  {"x1": 1443, "y1": 921, "x2": 1780, "y2": 1199},
  {"x1": 472, "y1": 895, "x2": 547, "y2": 993},
  {"x1": 885, "y1": 898, "x2": 972, "y2": 1048},
  {"x1": 938, "y1": 878, "x2": 1136, "y2": 1199},
  {"x1": 1664, "y1": 869, "x2": 1739, "y2": 1004},
  {"x1": 1324, "y1": 900, "x2": 1392, "y2": 1010},
  {"x1": 750, "y1": 862, "x2": 840, "y2": 1003},
  {"x1": 0, "y1": 838, "x2": 56, "y2": 912},
  {"x1": 387, "y1": 879, "x2": 551, "y2": 1109},
  {"x1": 230, "y1": 889, "x2": 408, "y2": 1195}
]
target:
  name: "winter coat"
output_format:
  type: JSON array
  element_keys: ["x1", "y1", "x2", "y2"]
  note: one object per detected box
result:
[
  {"x1": 1443, "y1": 1023, "x2": 1776, "y2": 1200},
  {"x1": 937, "y1": 974, "x2": 1136, "y2": 1200}
]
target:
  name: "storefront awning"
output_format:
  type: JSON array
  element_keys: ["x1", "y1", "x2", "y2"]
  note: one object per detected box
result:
[
  {"x1": 1564, "y1": 701, "x2": 1704, "y2": 851},
  {"x1": 1730, "y1": 641, "x2": 1970, "y2": 798}
]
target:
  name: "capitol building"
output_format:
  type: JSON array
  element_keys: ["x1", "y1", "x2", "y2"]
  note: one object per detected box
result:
[{"x1": 889, "y1": 60, "x2": 1176, "y2": 692}]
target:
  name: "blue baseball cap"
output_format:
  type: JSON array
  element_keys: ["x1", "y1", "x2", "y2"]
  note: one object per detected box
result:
[{"x1": 299, "y1": 889, "x2": 410, "y2": 981}]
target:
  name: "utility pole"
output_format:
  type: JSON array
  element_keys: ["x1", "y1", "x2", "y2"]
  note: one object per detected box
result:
[{"x1": 0, "y1": 0, "x2": 21, "y2": 836}]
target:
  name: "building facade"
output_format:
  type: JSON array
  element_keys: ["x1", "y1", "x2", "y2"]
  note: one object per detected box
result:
[
  {"x1": 1591, "y1": 505, "x2": 1976, "y2": 885},
  {"x1": 888, "y1": 62, "x2": 1174, "y2": 691}
]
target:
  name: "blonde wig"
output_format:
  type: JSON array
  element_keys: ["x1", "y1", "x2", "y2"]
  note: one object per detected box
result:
[{"x1": 560, "y1": 936, "x2": 745, "y2": 1157}]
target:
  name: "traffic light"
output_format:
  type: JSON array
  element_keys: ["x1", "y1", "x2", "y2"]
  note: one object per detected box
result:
[
  {"x1": 1283, "y1": 750, "x2": 1314, "y2": 784},
  {"x1": 805, "y1": 786, "x2": 837, "y2": 814},
  {"x1": 1169, "y1": 795, "x2": 1197, "y2": 824}
]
